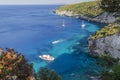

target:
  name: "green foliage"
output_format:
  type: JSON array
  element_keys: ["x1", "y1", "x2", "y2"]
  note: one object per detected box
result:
[
  {"x1": 12, "y1": 56, "x2": 33, "y2": 79},
  {"x1": 97, "y1": 51, "x2": 119, "y2": 67},
  {"x1": 0, "y1": 48, "x2": 62, "y2": 80},
  {"x1": 101, "y1": 64, "x2": 120, "y2": 80},
  {"x1": 101, "y1": 70, "x2": 113, "y2": 80},
  {"x1": 111, "y1": 64, "x2": 120, "y2": 80},
  {"x1": 116, "y1": 18, "x2": 120, "y2": 23},
  {"x1": 38, "y1": 67, "x2": 61, "y2": 80},
  {"x1": 0, "y1": 48, "x2": 33, "y2": 80},
  {"x1": 57, "y1": 1, "x2": 103, "y2": 17},
  {"x1": 90, "y1": 24, "x2": 120, "y2": 40},
  {"x1": 97, "y1": 51, "x2": 120, "y2": 80},
  {"x1": 100, "y1": 0, "x2": 120, "y2": 12}
]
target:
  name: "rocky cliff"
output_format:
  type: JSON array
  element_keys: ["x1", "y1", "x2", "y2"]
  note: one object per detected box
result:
[
  {"x1": 56, "y1": 9, "x2": 120, "y2": 58},
  {"x1": 88, "y1": 33, "x2": 120, "y2": 58},
  {"x1": 55, "y1": 1, "x2": 120, "y2": 59},
  {"x1": 55, "y1": 10, "x2": 118, "y2": 24}
]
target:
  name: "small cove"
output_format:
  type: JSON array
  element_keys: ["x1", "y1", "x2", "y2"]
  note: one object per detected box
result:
[{"x1": 0, "y1": 5, "x2": 105, "y2": 80}]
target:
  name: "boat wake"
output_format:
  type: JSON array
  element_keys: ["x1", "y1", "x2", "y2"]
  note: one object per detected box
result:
[{"x1": 52, "y1": 39, "x2": 65, "y2": 44}]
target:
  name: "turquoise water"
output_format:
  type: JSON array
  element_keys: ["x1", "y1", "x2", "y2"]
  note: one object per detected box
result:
[{"x1": 0, "y1": 5, "x2": 105, "y2": 80}]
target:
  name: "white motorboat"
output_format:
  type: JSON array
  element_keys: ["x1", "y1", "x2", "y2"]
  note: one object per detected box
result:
[{"x1": 39, "y1": 54, "x2": 55, "y2": 61}]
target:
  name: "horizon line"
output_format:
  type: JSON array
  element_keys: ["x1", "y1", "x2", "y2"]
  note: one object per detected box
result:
[
  {"x1": 0, "y1": 1, "x2": 94, "y2": 6},
  {"x1": 0, "y1": 3, "x2": 67, "y2": 5}
]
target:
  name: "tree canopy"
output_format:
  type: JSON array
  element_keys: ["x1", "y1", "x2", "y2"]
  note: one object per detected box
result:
[
  {"x1": 100, "y1": 0, "x2": 120, "y2": 12},
  {"x1": 38, "y1": 67, "x2": 61, "y2": 80}
]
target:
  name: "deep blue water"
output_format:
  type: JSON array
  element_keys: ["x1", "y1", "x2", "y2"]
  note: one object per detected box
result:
[{"x1": 0, "y1": 5, "x2": 105, "y2": 80}]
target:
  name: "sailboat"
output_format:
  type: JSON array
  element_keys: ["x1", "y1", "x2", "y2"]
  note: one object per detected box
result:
[
  {"x1": 81, "y1": 20, "x2": 85, "y2": 28},
  {"x1": 62, "y1": 20, "x2": 65, "y2": 27}
]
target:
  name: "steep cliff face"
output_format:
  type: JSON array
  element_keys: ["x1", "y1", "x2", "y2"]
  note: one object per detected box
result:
[{"x1": 88, "y1": 33, "x2": 120, "y2": 58}]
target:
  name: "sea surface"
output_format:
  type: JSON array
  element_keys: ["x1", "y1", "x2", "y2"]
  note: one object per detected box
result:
[{"x1": 0, "y1": 5, "x2": 105, "y2": 80}]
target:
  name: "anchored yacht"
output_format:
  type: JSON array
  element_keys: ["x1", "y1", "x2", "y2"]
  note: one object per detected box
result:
[{"x1": 39, "y1": 54, "x2": 55, "y2": 61}]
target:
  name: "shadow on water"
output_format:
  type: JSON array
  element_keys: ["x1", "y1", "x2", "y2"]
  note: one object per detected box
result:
[
  {"x1": 43, "y1": 32, "x2": 104, "y2": 80},
  {"x1": 45, "y1": 52, "x2": 103, "y2": 80},
  {"x1": 47, "y1": 53, "x2": 76, "y2": 73}
]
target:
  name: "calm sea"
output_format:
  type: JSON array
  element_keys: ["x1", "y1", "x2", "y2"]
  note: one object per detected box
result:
[{"x1": 0, "y1": 5, "x2": 105, "y2": 80}]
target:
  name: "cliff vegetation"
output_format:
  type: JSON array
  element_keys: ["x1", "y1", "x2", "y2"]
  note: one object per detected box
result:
[
  {"x1": 89, "y1": 24, "x2": 120, "y2": 40},
  {"x1": 0, "y1": 48, "x2": 33, "y2": 80},
  {"x1": 57, "y1": 1, "x2": 103, "y2": 17}
]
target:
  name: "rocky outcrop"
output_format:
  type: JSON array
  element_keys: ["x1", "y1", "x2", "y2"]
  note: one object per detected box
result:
[
  {"x1": 95, "y1": 12, "x2": 117, "y2": 23},
  {"x1": 88, "y1": 33, "x2": 120, "y2": 58},
  {"x1": 55, "y1": 10, "x2": 119, "y2": 24},
  {"x1": 55, "y1": 10, "x2": 79, "y2": 17}
]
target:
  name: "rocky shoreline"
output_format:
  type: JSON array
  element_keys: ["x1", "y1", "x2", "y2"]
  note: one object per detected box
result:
[
  {"x1": 55, "y1": 9, "x2": 120, "y2": 80},
  {"x1": 55, "y1": 9, "x2": 120, "y2": 58},
  {"x1": 55, "y1": 10, "x2": 119, "y2": 24}
]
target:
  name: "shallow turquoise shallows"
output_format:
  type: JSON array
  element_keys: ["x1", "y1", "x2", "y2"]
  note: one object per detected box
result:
[{"x1": 0, "y1": 5, "x2": 105, "y2": 80}]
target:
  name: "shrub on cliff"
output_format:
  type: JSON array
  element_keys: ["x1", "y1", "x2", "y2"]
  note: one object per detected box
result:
[
  {"x1": 111, "y1": 64, "x2": 120, "y2": 80},
  {"x1": 89, "y1": 24, "x2": 120, "y2": 40},
  {"x1": 101, "y1": 64, "x2": 120, "y2": 80},
  {"x1": 97, "y1": 51, "x2": 120, "y2": 80},
  {"x1": 38, "y1": 67, "x2": 61, "y2": 80},
  {"x1": 0, "y1": 48, "x2": 33, "y2": 80},
  {"x1": 100, "y1": 0, "x2": 120, "y2": 12},
  {"x1": 101, "y1": 70, "x2": 113, "y2": 80},
  {"x1": 97, "y1": 51, "x2": 119, "y2": 68}
]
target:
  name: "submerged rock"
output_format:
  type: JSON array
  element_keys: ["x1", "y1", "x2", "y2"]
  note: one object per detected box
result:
[{"x1": 89, "y1": 76, "x2": 101, "y2": 80}]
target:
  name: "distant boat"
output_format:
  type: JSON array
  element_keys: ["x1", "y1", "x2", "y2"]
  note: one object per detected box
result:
[
  {"x1": 81, "y1": 20, "x2": 85, "y2": 28},
  {"x1": 39, "y1": 54, "x2": 55, "y2": 61}
]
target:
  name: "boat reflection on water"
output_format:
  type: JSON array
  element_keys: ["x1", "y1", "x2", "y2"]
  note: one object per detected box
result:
[
  {"x1": 39, "y1": 54, "x2": 55, "y2": 61},
  {"x1": 62, "y1": 20, "x2": 65, "y2": 27}
]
